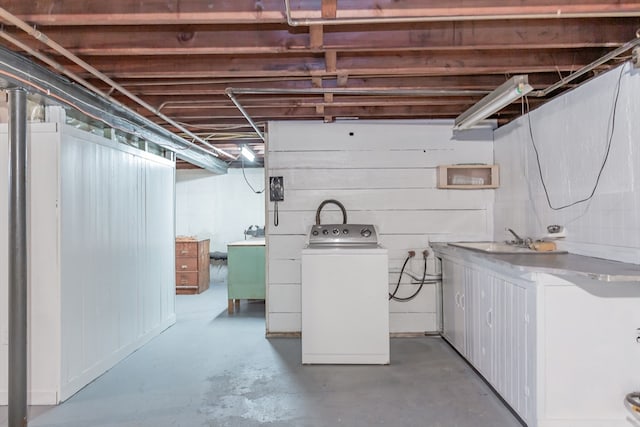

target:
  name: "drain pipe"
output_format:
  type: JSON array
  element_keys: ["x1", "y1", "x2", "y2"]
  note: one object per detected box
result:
[
  {"x1": 225, "y1": 88, "x2": 266, "y2": 142},
  {"x1": 8, "y1": 87, "x2": 28, "y2": 427},
  {"x1": 0, "y1": 7, "x2": 235, "y2": 161},
  {"x1": 284, "y1": 0, "x2": 640, "y2": 26}
]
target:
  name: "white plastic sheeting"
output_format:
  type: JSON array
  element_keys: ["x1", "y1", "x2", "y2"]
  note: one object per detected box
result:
[
  {"x1": 0, "y1": 112, "x2": 176, "y2": 404},
  {"x1": 495, "y1": 63, "x2": 640, "y2": 264}
]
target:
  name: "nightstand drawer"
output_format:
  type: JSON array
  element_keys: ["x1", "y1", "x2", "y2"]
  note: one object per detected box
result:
[
  {"x1": 176, "y1": 242, "x2": 198, "y2": 257},
  {"x1": 175, "y1": 258, "x2": 198, "y2": 271},
  {"x1": 175, "y1": 272, "x2": 198, "y2": 286}
]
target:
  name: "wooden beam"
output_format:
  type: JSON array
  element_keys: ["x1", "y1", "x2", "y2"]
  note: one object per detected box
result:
[
  {"x1": 325, "y1": 50, "x2": 337, "y2": 73},
  {"x1": 286, "y1": 1, "x2": 640, "y2": 21},
  {"x1": 5, "y1": 18, "x2": 635, "y2": 56},
  {"x1": 105, "y1": 73, "x2": 570, "y2": 96},
  {"x1": 137, "y1": 103, "x2": 530, "y2": 120},
  {"x1": 321, "y1": 0, "x2": 338, "y2": 19},
  {"x1": 6, "y1": 1, "x2": 640, "y2": 25},
  {"x1": 60, "y1": 48, "x2": 606, "y2": 78},
  {"x1": 150, "y1": 96, "x2": 497, "y2": 109},
  {"x1": 309, "y1": 25, "x2": 323, "y2": 50}
]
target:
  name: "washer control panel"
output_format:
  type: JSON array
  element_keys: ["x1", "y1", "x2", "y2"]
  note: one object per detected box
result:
[{"x1": 308, "y1": 224, "x2": 378, "y2": 248}]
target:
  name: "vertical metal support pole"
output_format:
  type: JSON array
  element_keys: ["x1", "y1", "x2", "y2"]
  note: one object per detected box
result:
[{"x1": 8, "y1": 88, "x2": 28, "y2": 427}]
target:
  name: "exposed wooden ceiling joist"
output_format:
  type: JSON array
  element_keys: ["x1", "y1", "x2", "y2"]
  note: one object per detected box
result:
[{"x1": 0, "y1": 0, "x2": 638, "y2": 166}]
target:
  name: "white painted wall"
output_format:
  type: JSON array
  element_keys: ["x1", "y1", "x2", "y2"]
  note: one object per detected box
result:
[
  {"x1": 494, "y1": 63, "x2": 640, "y2": 264},
  {"x1": 58, "y1": 126, "x2": 176, "y2": 401},
  {"x1": 266, "y1": 120, "x2": 495, "y2": 334},
  {"x1": 176, "y1": 168, "x2": 265, "y2": 252},
  {"x1": 0, "y1": 123, "x2": 62, "y2": 405},
  {"x1": 0, "y1": 114, "x2": 176, "y2": 404}
]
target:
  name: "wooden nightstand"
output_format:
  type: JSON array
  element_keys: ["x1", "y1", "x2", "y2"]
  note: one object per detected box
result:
[{"x1": 175, "y1": 238, "x2": 210, "y2": 295}]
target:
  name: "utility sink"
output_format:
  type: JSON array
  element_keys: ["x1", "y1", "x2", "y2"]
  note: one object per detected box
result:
[{"x1": 448, "y1": 241, "x2": 567, "y2": 254}]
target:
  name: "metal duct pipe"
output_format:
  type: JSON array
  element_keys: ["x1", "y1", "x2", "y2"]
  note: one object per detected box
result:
[
  {"x1": 0, "y1": 30, "x2": 109, "y2": 99},
  {"x1": 284, "y1": 0, "x2": 640, "y2": 26},
  {"x1": 0, "y1": 7, "x2": 235, "y2": 161},
  {"x1": 8, "y1": 87, "x2": 28, "y2": 427},
  {"x1": 0, "y1": 46, "x2": 227, "y2": 173}
]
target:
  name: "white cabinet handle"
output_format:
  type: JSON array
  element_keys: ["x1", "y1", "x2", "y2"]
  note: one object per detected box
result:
[
  {"x1": 486, "y1": 309, "x2": 493, "y2": 327},
  {"x1": 455, "y1": 292, "x2": 460, "y2": 307},
  {"x1": 460, "y1": 294, "x2": 465, "y2": 310},
  {"x1": 181, "y1": 265, "x2": 188, "y2": 269}
]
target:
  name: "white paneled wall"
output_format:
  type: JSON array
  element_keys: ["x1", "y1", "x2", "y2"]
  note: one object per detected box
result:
[
  {"x1": 0, "y1": 123, "x2": 61, "y2": 404},
  {"x1": 266, "y1": 120, "x2": 494, "y2": 334},
  {"x1": 0, "y1": 116, "x2": 176, "y2": 404},
  {"x1": 176, "y1": 168, "x2": 265, "y2": 252},
  {"x1": 58, "y1": 127, "x2": 176, "y2": 401},
  {"x1": 494, "y1": 63, "x2": 640, "y2": 264}
]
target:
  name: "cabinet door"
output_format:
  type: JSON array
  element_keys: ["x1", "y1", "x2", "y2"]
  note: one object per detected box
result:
[
  {"x1": 442, "y1": 258, "x2": 465, "y2": 355},
  {"x1": 489, "y1": 273, "x2": 535, "y2": 425},
  {"x1": 464, "y1": 266, "x2": 479, "y2": 367},
  {"x1": 227, "y1": 246, "x2": 266, "y2": 299},
  {"x1": 476, "y1": 272, "x2": 495, "y2": 380}
]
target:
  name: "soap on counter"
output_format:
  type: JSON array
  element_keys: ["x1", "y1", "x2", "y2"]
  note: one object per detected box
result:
[{"x1": 532, "y1": 241, "x2": 556, "y2": 252}]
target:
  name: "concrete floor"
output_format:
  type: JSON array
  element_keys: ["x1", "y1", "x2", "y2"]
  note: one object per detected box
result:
[{"x1": 2, "y1": 276, "x2": 523, "y2": 427}]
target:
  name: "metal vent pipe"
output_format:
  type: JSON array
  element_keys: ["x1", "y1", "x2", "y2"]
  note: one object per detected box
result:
[{"x1": 8, "y1": 87, "x2": 28, "y2": 427}]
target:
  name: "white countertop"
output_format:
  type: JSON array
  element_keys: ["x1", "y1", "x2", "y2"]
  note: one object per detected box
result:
[{"x1": 227, "y1": 238, "x2": 265, "y2": 247}]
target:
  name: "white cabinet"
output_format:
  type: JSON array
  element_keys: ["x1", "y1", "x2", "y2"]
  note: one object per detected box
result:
[
  {"x1": 466, "y1": 268, "x2": 494, "y2": 379},
  {"x1": 442, "y1": 258, "x2": 466, "y2": 355},
  {"x1": 486, "y1": 272, "x2": 535, "y2": 423},
  {"x1": 441, "y1": 256, "x2": 535, "y2": 425},
  {"x1": 440, "y1": 248, "x2": 640, "y2": 427}
]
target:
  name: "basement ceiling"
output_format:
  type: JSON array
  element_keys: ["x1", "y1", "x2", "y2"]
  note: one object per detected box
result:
[{"x1": 0, "y1": 1, "x2": 639, "y2": 167}]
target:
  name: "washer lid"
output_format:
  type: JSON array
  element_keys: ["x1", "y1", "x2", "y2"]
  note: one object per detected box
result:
[{"x1": 307, "y1": 224, "x2": 379, "y2": 248}]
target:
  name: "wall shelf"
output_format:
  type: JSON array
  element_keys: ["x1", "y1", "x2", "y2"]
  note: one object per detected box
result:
[{"x1": 437, "y1": 164, "x2": 499, "y2": 189}]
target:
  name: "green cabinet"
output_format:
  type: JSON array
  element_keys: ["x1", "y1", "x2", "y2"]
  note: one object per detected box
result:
[{"x1": 227, "y1": 239, "x2": 265, "y2": 313}]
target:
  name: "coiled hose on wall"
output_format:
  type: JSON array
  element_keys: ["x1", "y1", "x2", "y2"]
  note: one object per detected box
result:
[{"x1": 389, "y1": 250, "x2": 429, "y2": 302}]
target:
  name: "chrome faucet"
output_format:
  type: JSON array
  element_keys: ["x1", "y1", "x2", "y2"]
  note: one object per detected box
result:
[
  {"x1": 507, "y1": 228, "x2": 524, "y2": 244},
  {"x1": 507, "y1": 228, "x2": 533, "y2": 247}
]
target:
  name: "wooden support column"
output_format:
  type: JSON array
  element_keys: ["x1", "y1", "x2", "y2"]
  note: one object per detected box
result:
[
  {"x1": 324, "y1": 50, "x2": 337, "y2": 122},
  {"x1": 309, "y1": 25, "x2": 323, "y2": 50}
]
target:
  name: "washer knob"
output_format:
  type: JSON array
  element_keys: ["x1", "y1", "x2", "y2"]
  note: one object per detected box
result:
[
  {"x1": 332, "y1": 228, "x2": 340, "y2": 235},
  {"x1": 312, "y1": 230, "x2": 319, "y2": 236},
  {"x1": 343, "y1": 229, "x2": 349, "y2": 234},
  {"x1": 322, "y1": 229, "x2": 329, "y2": 235},
  {"x1": 360, "y1": 228, "x2": 372, "y2": 238}
]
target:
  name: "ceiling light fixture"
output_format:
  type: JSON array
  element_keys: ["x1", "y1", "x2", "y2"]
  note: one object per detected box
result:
[
  {"x1": 453, "y1": 75, "x2": 533, "y2": 131},
  {"x1": 240, "y1": 145, "x2": 256, "y2": 162}
]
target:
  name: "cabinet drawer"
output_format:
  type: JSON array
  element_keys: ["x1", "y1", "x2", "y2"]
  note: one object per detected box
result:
[
  {"x1": 176, "y1": 242, "x2": 198, "y2": 257},
  {"x1": 175, "y1": 257, "x2": 198, "y2": 271},
  {"x1": 176, "y1": 272, "x2": 198, "y2": 286}
]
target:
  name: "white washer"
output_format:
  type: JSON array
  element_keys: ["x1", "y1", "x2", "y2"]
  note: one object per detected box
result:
[{"x1": 301, "y1": 224, "x2": 389, "y2": 365}]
